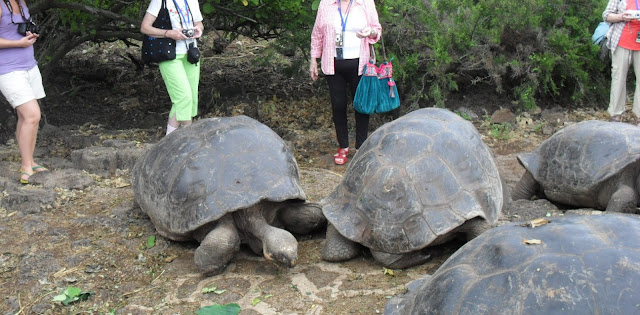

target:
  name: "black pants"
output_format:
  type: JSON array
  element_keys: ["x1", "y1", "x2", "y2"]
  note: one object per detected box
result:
[{"x1": 326, "y1": 58, "x2": 370, "y2": 149}]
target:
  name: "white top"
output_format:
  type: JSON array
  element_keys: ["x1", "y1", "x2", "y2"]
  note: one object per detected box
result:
[
  {"x1": 147, "y1": 0, "x2": 203, "y2": 54},
  {"x1": 333, "y1": 4, "x2": 367, "y2": 60}
]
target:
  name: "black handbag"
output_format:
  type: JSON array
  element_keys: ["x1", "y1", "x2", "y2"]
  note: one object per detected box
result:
[{"x1": 141, "y1": 0, "x2": 176, "y2": 64}]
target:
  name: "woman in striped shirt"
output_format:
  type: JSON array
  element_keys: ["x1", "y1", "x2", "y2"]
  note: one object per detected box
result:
[
  {"x1": 603, "y1": 0, "x2": 640, "y2": 126},
  {"x1": 310, "y1": 0, "x2": 381, "y2": 165}
]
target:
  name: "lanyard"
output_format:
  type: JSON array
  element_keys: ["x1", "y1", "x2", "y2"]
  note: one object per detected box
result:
[
  {"x1": 3, "y1": 0, "x2": 29, "y2": 24},
  {"x1": 337, "y1": 0, "x2": 353, "y2": 33},
  {"x1": 637, "y1": 0, "x2": 639, "y2": 10},
  {"x1": 171, "y1": 0, "x2": 192, "y2": 28}
]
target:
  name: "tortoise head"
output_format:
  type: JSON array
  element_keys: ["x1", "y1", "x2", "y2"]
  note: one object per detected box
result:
[{"x1": 263, "y1": 227, "x2": 298, "y2": 268}]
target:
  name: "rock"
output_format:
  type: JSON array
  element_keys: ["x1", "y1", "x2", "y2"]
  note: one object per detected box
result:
[
  {"x1": 541, "y1": 106, "x2": 565, "y2": 126},
  {"x1": 63, "y1": 134, "x2": 100, "y2": 149},
  {"x1": 71, "y1": 143, "x2": 147, "y2": 176},
  {"x1": 102, "y1": 139, "x2": 137, "y2": 149},
  {"x1": 491, "y1": 108, "x2": 516, "y2": 125},
  {"x1": 71, "y1": 146, "x2": 118, "y2": 175},
  {"x1": 28, "y1": 169, "x2": 95, "y2": 190},
  {"x1": 0, "y1": 188, "x2": 56, "y2": 214}
]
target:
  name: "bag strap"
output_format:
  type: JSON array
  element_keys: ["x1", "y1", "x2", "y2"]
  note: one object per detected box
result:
[
  {"x1": 368, "y1": 44, "x2": 376, "y2": 63},
  {"x1": 2, "y1": 0, "x2": 30, "y2": 24},
  {"x1": 380, "y1": 34, "x2": 387, "y2": 61}
]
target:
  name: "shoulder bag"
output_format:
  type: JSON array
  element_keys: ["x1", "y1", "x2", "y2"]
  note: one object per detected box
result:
[
  {"x1": 353, "y1": 37, "x2": 400, "y2": 115},
  {"x1": 141, "y1": 0, "x2": 176, "y2": 64}
]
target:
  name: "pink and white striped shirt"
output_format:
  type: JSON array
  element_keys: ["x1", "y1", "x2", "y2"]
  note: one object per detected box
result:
[{"x1": 310, "y1": 0, "x2": 382, "y2": 75}]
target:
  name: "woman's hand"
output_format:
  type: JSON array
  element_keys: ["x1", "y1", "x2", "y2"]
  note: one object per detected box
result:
[
  {"x1": 165, "y1": 29, "x2": 190, "y2": 40},
  {"x1": 193, "y1": 22, "x2": 204, "y2": 39},
  {"x1": 310, "y1": 58, "x2": 318, "y2": 81},
  {"x1": 356, "y1": 27, "x2": 376, "y2": 39},
  {"x1": 620, "y1": 12, "x2": 639, "y2": 22},
  {"x1": 18, "y1": 32, "x2": 38, "y2": 47}
]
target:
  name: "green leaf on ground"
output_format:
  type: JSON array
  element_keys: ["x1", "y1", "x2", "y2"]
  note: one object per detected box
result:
[
  {"x1": 51, "y1": 286, "x2": 94, "y2": 306},
  {"x1": 146, "y1": 235, "x2": 156, "y2": 249},
  {"x1": 196, "y1": 303, "x2": 241, "y2": 315}
]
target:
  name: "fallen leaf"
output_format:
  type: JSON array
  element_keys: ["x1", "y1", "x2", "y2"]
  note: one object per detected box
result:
[
  {"x1": 146, "y1": 235, "x2": 156, "y2": 249},
  {"x1": 201, "y1": 286, "x2": 218, "y2": 294},
  {"x1": 383, "y1": 268, "x2": 394, "y2": 276},
  {"x1": 196, "y1": 303, "x2": 241, "y2": 315},
  {"x1": 522, "y1": 239, "x2": 543, "y2": 245},
  {"x1": 521, "y1": 218, "x2": 550, "y2": 228}
]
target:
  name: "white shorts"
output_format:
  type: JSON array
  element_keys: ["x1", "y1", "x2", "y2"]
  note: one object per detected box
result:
[{"x1": 0, "y1": 65, "x2": 46, "y2": 108}]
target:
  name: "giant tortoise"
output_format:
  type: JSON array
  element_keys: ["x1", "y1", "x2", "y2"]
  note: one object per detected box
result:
[
  {"x1": 321, "y1": 108, "x2": 504, "y2": 268},
  {"x1": 132, "y1": 116, "x2": 325, "y2": 275},
  {"x1": 512, "y1": 120, "x2": 640, "y2": 213},
  {"x1": 385, "y1": 213, "x2": 640, "y2": 314}
]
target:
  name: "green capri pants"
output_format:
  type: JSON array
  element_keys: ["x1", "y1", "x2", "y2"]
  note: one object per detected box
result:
[{"x1": 159, "y1": 54, "x2": 200, "y2": 121}]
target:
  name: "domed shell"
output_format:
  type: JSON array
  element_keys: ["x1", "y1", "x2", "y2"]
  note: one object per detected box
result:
[
  {"x1": 518, "y1": 120, "x2": 640, "y2": 198},
  {"x1": 386, "y1": 213, "x2": 640, "y2": 314},
  {"x1": 322, "y1": 108, "x2": 502, "y2": 253},
  {"x1": 132, "y1": 116, "x2": 306, "y2": 240}
]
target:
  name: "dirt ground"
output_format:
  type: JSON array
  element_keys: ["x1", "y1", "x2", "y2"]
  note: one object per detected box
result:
[{"x1": 0, "y1": 39, "x2": 621, "y2": 314}]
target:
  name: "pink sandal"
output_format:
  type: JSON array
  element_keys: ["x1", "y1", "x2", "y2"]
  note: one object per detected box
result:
[{"x1": 334, "y1": 148, "x2": 349, "y2": 165}]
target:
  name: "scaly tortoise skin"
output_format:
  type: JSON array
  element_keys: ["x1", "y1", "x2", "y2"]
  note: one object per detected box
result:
[
  {"x1": 321, "y1": 108, "x2": 504, "y2": 268},
  {"x1": 513, "y1": 120, "x2": 640, "y2": 213},
  {"x1": 132, "y1": 116, "x2": 325, "y2": 275},
  {"x1": 385, "y1": 213, "x2": 640, "y2": 314}
]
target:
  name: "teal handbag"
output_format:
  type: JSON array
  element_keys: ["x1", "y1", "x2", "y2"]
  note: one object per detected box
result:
[{"x1": 354, "y1": 40, "x2": 400, "y2": 115}]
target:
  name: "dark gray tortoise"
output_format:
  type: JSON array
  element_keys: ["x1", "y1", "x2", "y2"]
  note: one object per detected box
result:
[
  {"x1": 321, "y1": 108, "x2": 504, "y2": 269},
  {"x1": 385, "y1": 213, "x2": 640, "y2": 314},
  {"x1": 512, "y1": 120, "x2": 640, "y2": 213},
  {"x1": 132, "y1": 116, "x2": 325, "y2": 275}
]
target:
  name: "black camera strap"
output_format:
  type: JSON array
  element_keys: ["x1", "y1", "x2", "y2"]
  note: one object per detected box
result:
[{"x1": 2, "y1": 0, "x2": 30, "y2": 24}]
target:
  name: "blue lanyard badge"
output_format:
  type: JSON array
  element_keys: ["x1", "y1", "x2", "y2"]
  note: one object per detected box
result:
[
  {"x1": 338, "y1": 0, "x2": 354, "y2": 33},
  {"x1": 172, "y1": 0, "x2": 191, "y2": 28}
]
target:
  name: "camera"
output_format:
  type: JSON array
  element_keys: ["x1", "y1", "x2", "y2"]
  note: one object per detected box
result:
[
  {"x1": 182, "y1": 29, "x2": 195, "y2": 38},
  {"x1": 627, "y1": 10, "x2": 640, "y2": 19},
  {"x1": 17, "y1": 21, "x2": 41, "y2": 36}
]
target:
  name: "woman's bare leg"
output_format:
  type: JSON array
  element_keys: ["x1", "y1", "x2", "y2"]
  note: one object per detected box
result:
[{"x1": 15, "y1": 99, "x2": 41, "y2": 180}]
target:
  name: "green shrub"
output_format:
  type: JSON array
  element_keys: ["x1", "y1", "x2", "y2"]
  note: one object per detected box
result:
[{"x1": 376, "y1": 0, "x2": 610, "y2": 111}]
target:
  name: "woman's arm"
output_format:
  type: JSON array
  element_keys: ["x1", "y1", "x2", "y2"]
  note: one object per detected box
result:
[
  {"x1": 364, "y1": 0, "x2": 381, "y2": 43},
  {"x1": 0, "y1": 34, "x2": 38, "y2": 49},
  {"x1": 140, "y1": 12, "x2": 169, "y2": 38},
  {"x1": 603, "y1": 0, "x2": 630, "y2": 23},
  {"x1": 140, "y1": 12, "x2": 189, "y2": 40}
]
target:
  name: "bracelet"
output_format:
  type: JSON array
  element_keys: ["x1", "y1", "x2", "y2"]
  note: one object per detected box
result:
[{"x1": 164, "y1": 30, "x2": 169, "y2": 38}]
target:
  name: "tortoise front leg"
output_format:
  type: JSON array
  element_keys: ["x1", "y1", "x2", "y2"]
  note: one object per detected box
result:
[
  {"x1": 322, "y1": 223, "x2": 360, "y2": 262},
  {"x1": 512, "y1": 170, "x2": 540, "y2": 201},
  {"x1": 193, "y1": 215, "x2": 240, "y2": 275},
  {"x1": 606, "y1": 185, "x2": 638, "y2": 213}
]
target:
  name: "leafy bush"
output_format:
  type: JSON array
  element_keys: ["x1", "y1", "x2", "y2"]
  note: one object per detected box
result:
[{"x1": 376, "y1": 0, "x2": 610, "y2": 111}]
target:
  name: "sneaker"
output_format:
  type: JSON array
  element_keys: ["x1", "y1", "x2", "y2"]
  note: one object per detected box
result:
[{"x1": 334, "y1": 147, "x2": 349, "y2": 165}]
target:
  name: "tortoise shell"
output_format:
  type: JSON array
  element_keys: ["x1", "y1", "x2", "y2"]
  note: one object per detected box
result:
[
  {"x1": 385, "y1": 213, "x2": 640, "y2": 314},
  {"x1": 518, "y1": 120, "x2": 640, "y2": 202},
  {"x1": 322, "y1": 108, "x2": 502, "y2": 253},
  {"x1": 132, "y1": 116, "x2": 305, "y2": 240}
]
